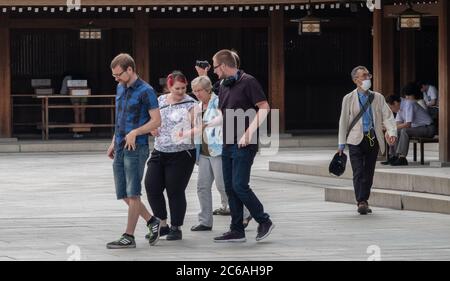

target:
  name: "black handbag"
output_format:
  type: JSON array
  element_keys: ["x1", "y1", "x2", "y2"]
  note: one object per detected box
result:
[{"x1": 329, "y1": 152, "x2": 347, "y2": 177}]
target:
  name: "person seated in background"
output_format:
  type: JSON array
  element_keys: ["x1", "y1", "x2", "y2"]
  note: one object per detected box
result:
[
  {"x1": 384, "y1": 83, "x2": 435, "y2": 166},
  {"x1": 418, "y1": 81, "x2": 438, "y2": 107},
  {"x1": 417, "y1": 81, "x2": 439, "y2": 120}
]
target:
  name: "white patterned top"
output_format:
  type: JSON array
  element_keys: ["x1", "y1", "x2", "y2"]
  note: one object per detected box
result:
[{"x1": 154, "y1": 94, "x2": 197, "y2": 153}]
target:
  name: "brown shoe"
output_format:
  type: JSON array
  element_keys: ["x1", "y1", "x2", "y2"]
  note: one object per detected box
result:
[{"x1": 357, "y1": 201, "x2": 370, "y2": 215}]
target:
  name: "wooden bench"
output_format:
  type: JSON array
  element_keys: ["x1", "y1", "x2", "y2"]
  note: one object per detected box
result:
[{"x1": 410, "y1": 135, "x2": 439, "y2": 165}]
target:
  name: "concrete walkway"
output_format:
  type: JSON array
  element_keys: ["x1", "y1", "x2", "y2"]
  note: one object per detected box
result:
[{"x1": 1, "y1": 148, "x2": 450, "y2": 260}]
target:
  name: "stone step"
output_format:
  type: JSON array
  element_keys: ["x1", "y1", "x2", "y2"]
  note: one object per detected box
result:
[
  {"x1": 269, "y1": 161, "x2": 352, "y2": 178},
  {"x1": 0, "y1": 138, "x2": 18, "y2": 143},
  {"x1": 269, "y1": 161, "x2": 450, "y2": 196},
  {"x1": 373, "y1": 170, "x2": 450, "y2": 196},
  {"x1": 260, "y1": 135, "x2": 336, "y2": 148},
  {"x1": 0, "y1": 135, "x2": 339, "y2": 153},
  {"x1": 325, "y1": 186, "x2": 450, "y2": 215},
  {"x1": 0, "y1": 140, "x2": 114, "y2": 153}
]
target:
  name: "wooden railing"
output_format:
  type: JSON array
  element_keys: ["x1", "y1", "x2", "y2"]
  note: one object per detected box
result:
[{"x1": 34, "y1": 95, "x2": 115, "y2": 140}]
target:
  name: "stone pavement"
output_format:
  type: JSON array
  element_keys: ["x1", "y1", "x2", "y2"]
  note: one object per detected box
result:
[{"x1": 1, "y1": 148, "x2": 450, "y2": 261}]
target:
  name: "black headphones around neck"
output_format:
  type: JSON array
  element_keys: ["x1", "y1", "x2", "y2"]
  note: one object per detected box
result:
[{"x1": 222, "y1": 71, "x2": 241, "y2": 88}]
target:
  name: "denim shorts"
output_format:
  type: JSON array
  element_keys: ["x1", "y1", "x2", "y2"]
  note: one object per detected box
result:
[{"x1": 113, "y1": 144, "x2": 149, "y2": 200}]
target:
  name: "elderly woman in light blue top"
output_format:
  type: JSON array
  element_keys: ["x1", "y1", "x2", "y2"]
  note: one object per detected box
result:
[{"x1": 188, "y1": 76, "x2": 251, "y2": 231}]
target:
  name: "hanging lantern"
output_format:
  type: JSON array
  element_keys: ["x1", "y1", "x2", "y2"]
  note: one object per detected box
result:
[
  {"x1": 397, "y1": 1, "x2": 423, "y2": 30},
  {"x1": 290, "y1": 1, "x2": 328, "y2": 35},
  {"x1": 79, "y1": 21, "x2": 102, "y2": 40}
]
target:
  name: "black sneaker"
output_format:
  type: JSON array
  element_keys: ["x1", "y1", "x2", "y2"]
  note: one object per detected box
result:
[
  {"x1": 214, "y1": 231, "x2": 246, "y2": 243},
  {"x1": 381, "y1": 156, "x2": 398, "y2": 165},
  {"x1": 106, "y1": 233, "x2": 136, "y2": 249},
  {"x1": 166, "y1": 227, "x2": 182, "y2": 241},
  {"x1": 256, "y1": 219, "x2": 275, "y2": 242},
  {"x1": 390, "y1": 157, "x2": 408, "y2": 166},
  {"x1": 145, "y1": 225, "x2": 170, "y2": 240},
  {"x1": 191, "y1": 224, "x2": 212, "y2": 231},
  {"x1": 148, "y1": 217, "x2": 161, "y2": 246},
  {"x1": 160, "y1": 225, "x2": 170, "y2": 236}
]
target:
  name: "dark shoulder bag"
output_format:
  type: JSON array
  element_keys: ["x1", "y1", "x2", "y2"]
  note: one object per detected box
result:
[
  {"x1": 346, "y1": 92, "x2": 375, "y2": 138},
  {"x1": 159, "y1": 100, "x2": 196, "y2": 110}
]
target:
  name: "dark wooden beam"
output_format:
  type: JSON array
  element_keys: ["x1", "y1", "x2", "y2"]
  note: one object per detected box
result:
[
  {"x1": 148, "y1": 18, "x2": 268, "y2": 29},
  {"x1": 382, "y1": 17, "x2": 395, "y2": 96},
  {"x1": 0, "y1": 14, "x2": 11, "y2": 137},
  {"x1": 373, "y1": 3, "x2": 394, "y2": 97},
  {"x1": 373, "y1": 8, "x2": 383, "y2": 92},
  {"x1": 384, "y1": 3, "x2": 440, "y2": 17},
  {"x1": 438, "y1": 0, "x2": 450, "y2": 162},
  {"x1": 134, "y1": 12, "x2": 150, "y2": 83},
  {"x1": 9, "y1": 18, "x2": 134, "y2": 29},
  {"x1": 268, "y1": 10, "x2": 285, "y2": 132},
  {"x1": 9, "y1": 18, "x2": 268, "y2": 29},
  {"x1": 0, "y1": 0, "x2": 339, "y2": 6},
  {"x1": 399, "y1": 31, "x2": 415, "y2": 90}
]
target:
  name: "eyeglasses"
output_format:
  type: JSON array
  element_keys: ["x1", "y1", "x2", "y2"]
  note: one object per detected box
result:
[
  {"x1": 213, "y1": 64, "x2": 222, "y2": 70},
  {"x1": 360, "y1": 73, "x2": 373, "y2": 79},
  {"x1": 112, "y1": 70, "x2": 126, "y2": 78}
]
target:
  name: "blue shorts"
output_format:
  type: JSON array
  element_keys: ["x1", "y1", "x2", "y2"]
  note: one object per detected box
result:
[{"x1": 113, "y1": 144, "x2": 149, "y2": 200}]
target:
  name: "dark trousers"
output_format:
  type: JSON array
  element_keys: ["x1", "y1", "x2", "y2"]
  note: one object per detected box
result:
[
  {"x1": 222, "y1": 144, "x2": 270, "y2": 235},
  {"x1": 348, "y1": 136, "x2": 379, "y2": 204},
  {"x1": 144, "y1": 149, "x2": 196, "y2": 227}
]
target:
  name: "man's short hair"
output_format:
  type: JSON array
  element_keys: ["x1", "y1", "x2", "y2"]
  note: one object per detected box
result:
[
  {"x1": 416, "y1": 81, "x2": 427, "y2": 87},
  {"x1": 110, "y1": 53, "x2": 136, "y2": 71},
  {"x1": 350, "y1": 66, "x2": 369, "y2": 80},
  {"x1": 230, "y1": 50, "x2": 240, "y2": 68},
  {"x1": 401, "y1": 82, "x2": 422, "y2": 99},
  {"x1": 213, "y1": 49, "x2": 237, "y2": 68},
  {"x1": 386, "y1": 94, "x2": 401, "y2": 105}
]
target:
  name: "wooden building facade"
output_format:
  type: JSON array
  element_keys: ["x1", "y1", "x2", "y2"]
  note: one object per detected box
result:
[{"x1": 0, "y1": 0, "x2": 449, "y2": 163}]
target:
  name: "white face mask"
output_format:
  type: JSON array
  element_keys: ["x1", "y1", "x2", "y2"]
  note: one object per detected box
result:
[{"x1": 361, "y1": 79, "x2": 371, "y2": 91}]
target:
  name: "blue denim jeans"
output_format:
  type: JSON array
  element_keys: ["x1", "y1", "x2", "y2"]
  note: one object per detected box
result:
[
  {"x1": 113, "y1": 144, "x2": 149, "y2": 200},
  {"x1": 222, "y1": 144, "x2": 270, "y2": 234}
]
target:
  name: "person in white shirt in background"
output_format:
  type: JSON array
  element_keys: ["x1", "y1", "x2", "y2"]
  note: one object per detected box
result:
[
  {"x1": 417, "y1": 81, "x2": 439, "y2": 120},
  {"x1": 418, "y1": 81, "x2": 438, "y2": 107}
]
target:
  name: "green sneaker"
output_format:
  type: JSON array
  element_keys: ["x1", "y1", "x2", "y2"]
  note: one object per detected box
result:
[
  {"x1": 145, "y1": 225, "x2": 170, "y2": 240},
  {"x1": 106, "y1": 234, "x2": 136, "y2": 249},
  {"x1": 148, "y1": 217, "x2": 161, "y2": 246}
]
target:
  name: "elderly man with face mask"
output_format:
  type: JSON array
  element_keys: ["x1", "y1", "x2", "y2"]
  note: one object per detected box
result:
[{"x1": 337, "y1": 66, "x2": 397, "y2": 215}]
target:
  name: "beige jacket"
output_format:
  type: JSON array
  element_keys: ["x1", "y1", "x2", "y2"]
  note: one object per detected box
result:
[{"x1": 338, "y1": 89, "x2": 397, "y2": 154}]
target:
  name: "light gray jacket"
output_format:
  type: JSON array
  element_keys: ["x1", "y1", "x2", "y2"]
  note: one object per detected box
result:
[{"x1": 338, "y1": 89, "x2": 397, "y2": 154}]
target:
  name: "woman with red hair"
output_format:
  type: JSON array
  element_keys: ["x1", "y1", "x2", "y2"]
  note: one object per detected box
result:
[{"x1": 144, "y1": 71, "x2": 197, "y2": 242}]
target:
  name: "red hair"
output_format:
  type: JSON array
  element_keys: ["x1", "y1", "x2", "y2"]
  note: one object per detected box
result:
[{"x1": 167, "y1": 71, "x2": 188, "y2": 88}]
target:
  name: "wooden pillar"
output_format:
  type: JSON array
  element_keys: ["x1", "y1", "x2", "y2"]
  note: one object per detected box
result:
[
  {"x1": 373, "y1": 3, "x2": 394, "y2": 96},
  {"x1": 399, "y1": 31, "x2": 416, "y2": 89},
  {"x1": 438, "y1": 0, "x2": 450, "y2": 163},
  {"x1": 268, "y1": 10, "x2": 285, "y2": 132},
  {"x1": 134, "y1": 12, "x2": 150, "y2": 83},
  {"x1": 0, "y1": 15, "x2": 11, "y2": 138}
]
